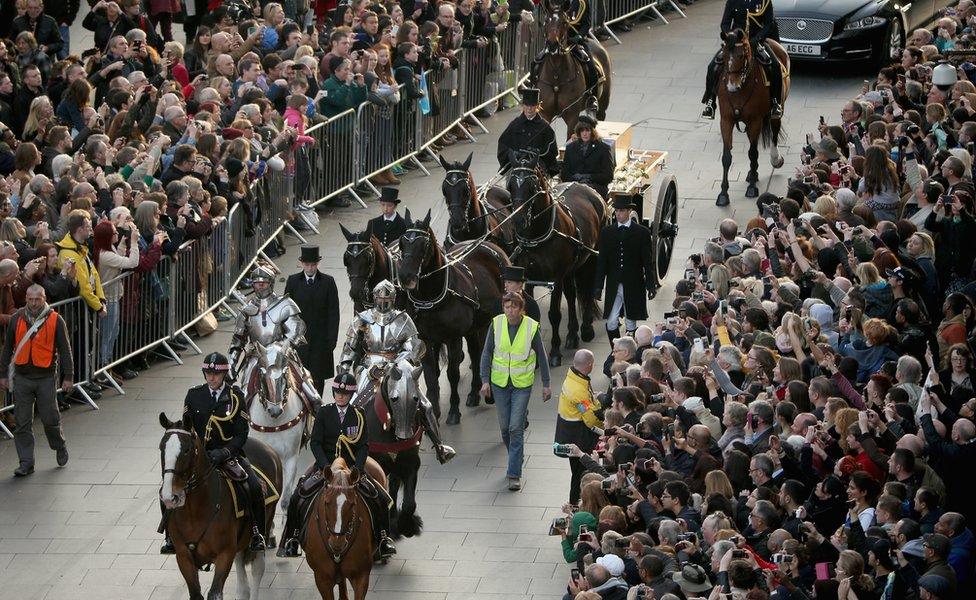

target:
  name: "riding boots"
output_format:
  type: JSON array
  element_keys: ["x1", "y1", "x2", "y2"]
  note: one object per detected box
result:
[
  {"x1": 276, "y1": 490, "x2": 303, "y2": 558},
  {"x1": 701, "y1": 99, "x2": 716, "y2": 120},
  {"x1": 246, "y1": 469, "x2": 268, "y2": 552},
  {"x1": 419, "y1": 400, "x2": 457, "y2": 464},
  {"x1": 160, "y1": 537, "x2": 176, "y2": 554}
]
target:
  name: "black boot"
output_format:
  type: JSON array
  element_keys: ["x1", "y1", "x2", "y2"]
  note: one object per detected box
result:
[
  {"x1": 607, "y1": 326, "x2": 620, "y2": 345},
  {"x1": 160, "y1": 537, "x2": 175, "y2": 554},
  {"x1": 420, "y1": 400, "x2": 457, "y2": 464},
  {"x1": 246, "y1": 469, "x2": 267, "y2": 552},
  {"x1": 277, "y1": 489, "x2": 303, "y2": 557},
  {"x1": 702, "y1": 98, "x2": 716, "y2": 120},
  {"x1": 379, "y1": 531, "x2": 397, "y2": 557}
]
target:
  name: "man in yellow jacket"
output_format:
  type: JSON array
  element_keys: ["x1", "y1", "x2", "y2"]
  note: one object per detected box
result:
[
  {"x1": 56, "y1": 211, "x2": 106, "y2": 315},
  {"x1": 555, "y1": 348, "x2": 603, "y2": 504},
  {"x1": 56, "y1": 211, "x2": 106, "y2": 395}
]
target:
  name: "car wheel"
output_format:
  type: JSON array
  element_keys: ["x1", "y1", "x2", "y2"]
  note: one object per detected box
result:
[{"x1": 879, "y1": 17, "x2": 903, "y2": 67}]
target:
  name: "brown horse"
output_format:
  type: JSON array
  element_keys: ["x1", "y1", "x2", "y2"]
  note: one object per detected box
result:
[
  {"x1": 537, "y1": 0, "x2": 612, "y2": 137},
  {"x1": 303, "y1": 458, "x2": 389, "y2": 600},
  {"x1": 505, "y1": 152, "x2": 605, "y2": 366},
  {"x1": 440, "y1": 153, "x2": 514, "y2": 252},
  {"x1": 158, "y1": 413, "x2": 283, "y2": 600},
  {"x1": 716, "y1": 29, "x2": 790, "y2": 206},
  {"x1": 340, "y1": 225, "x2": 399, "y2": 313},
  {"x1": 396, "y1": 208, "x2": 509, "y2": 424}
]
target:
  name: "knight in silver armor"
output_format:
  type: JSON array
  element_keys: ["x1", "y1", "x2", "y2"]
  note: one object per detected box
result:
[
  {"x1": 229, "y1": 266, "x2": 322, "y2": 405},
  {"x1": 339, "y1": 280, "x2": 455, "y2": 464}
]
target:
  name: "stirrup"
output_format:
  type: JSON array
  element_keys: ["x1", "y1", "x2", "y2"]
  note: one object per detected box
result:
[
  {"x1": 249, "y1": 528, "x2": 267, "y2": 551},
  {"x1": 379, "y1": 532, "x2": 397, "y2": 557},
  {"x1": 771, "y1": 101, "x2": 783, "y2": 119},
  {"x1": 276, "y1": 537, "x2": 301, "y2": 557},
  {"x1": 702, "y1": 101, "x2": 715, "y2": 120}
]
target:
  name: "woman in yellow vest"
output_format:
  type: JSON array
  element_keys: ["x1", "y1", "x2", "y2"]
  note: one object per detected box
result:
[{"x1": 479, "y1": 292, "x2": 551, "y2": 491}]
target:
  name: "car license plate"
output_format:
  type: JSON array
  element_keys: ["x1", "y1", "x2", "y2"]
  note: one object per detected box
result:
[{"x1": 784, "y1": 43, "x2": 821, "y2": 56}]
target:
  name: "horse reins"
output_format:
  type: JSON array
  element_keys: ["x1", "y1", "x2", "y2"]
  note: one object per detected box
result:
[
  {"x1": 399, "y1": 228, "x2": 481, "y2": 311},
  {"x1": 316, "y1": 478, "x2": 364, "y2": 563}
]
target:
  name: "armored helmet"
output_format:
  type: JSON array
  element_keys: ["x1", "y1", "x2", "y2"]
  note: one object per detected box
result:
[
  {"x1": 250, "y1": 266, "x2": 275, "y2": 284},
  {"x1": 373, "y1": 279, "x2": 396, "y2": 313}
]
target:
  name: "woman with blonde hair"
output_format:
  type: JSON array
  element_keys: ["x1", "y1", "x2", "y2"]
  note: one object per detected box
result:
[
  {"x1": 704, "y1": 470, "x2": 734, "y2": 501},
  {"x1": 854, "y1": 261, "x2": 893, "y2": 319},
  {"x1": 812, "y1": 195, "x2": 837, "y2": 221},
  {"x1": 835, "y1": 549, "x2": 875, "y2": 597},
  {"x1": 22, "y1": 96, "x2": 54, "y2": 143}
]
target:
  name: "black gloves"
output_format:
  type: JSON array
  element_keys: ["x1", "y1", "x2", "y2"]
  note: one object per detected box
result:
[{"x1": 208, "y1": 447, "x2": 232, "y2": 464}]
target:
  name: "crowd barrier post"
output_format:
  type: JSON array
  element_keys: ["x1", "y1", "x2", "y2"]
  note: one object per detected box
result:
[{"x1": 304, "y1": 110, "x2": 367, "y2": 208}]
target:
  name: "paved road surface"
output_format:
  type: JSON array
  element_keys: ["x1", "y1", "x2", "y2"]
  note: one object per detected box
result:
[{"x1": 0, "y1": 2, "x2": 865, "y2": 598}]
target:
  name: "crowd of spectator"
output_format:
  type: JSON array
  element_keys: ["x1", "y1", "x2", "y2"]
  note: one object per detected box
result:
[
  {"x1": 549, "y1": 3, "x2": 976, "y2": 600},
  {"x1": 0, "y1": 0, "x2": 545, "y2": 407}
]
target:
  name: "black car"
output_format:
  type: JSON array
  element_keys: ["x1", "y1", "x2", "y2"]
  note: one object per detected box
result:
[{"x1": 772, "y1": 0, "x2": 955, "y2": 65}]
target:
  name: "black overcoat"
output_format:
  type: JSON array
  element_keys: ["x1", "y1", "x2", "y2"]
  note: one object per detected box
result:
[
  {"x1": 284, "y1": 270, "x2": 340, "y2": 386},
  {"x1": 561, "y1": 138, "x2": 615, "y2": 199},
  {"x1": 594, "y1": 222, "x2": 654, "y2": 320}
]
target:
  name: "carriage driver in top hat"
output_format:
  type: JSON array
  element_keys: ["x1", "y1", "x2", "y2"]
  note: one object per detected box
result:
[
  {"x1": 497, "y1": 88, "x2": 559, "y2": 177},
  {"x1": 160, "y1": 352, "x2": 268, "y2": 554},
  {"x1": 276, "y1": 372, "x2": 398, "y2": 559},
  {"x1": 701, "y1": 0, "x2": 782, "y2": 120},
  {"x1": 365, "y1": 188, "x2": 408, "y2": 248}
]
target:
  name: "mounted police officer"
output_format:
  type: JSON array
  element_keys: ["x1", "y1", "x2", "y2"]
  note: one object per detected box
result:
[
  {"x1": 229, "y1": 265, "x2": 320, "y2": 406},
  {"x1": 277, "y1": 373, "x2": 398, "y2": 559},
  {"x1": 530, "y1": 0, "x2": 601, "y2": 99},
  {"x1": 160, "y1": 353, "x2": 267, "y2": 554},
  {"x1": 497, "y1": 88, "x2": 559, "y2": 177},
  {"x1": 701, "y1": 0, "x2": 782, "y2": 120}
]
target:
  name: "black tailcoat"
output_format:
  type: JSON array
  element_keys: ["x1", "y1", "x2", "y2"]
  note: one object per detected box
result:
[{"x1": 284, "y1": 270, "x2": 340, "y2": 388}]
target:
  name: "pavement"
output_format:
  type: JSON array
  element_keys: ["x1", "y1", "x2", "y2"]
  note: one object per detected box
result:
[{"x1": 0, "y1": 1, "x2": 867, "y2": 599}]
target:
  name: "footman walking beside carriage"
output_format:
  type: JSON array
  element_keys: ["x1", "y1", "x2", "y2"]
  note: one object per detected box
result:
[{"x1": 284, "y1": 245, "x2": 340, "y2": 395}]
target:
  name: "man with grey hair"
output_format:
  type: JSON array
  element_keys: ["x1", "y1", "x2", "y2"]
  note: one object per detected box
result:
[
  {"x1": 896, "y1": 355, "x2": 924, "y2": 409},
  {"x1": 718, "y1": 401, "x2": 747, "y2": 456},
  {"x1": 835, "y1": 187, "x2": 866, "y2": 227},
  {"x1": 747, "y1": 499, "x2": 779, "y2": 559},
  {"x1": 0, "y1": 284, "x2": 73, "y2": 476},
  {"x1": 161, "y1": 106, "x2": 188, "y2": 141},
  {"x1": 703, "y1": 240, "x2": 724, "y2": 266}
]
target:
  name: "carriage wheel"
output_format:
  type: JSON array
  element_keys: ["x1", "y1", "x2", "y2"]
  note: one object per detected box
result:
[{"x1": 649, "y1": 176, "x2": 679, "y2": 297}]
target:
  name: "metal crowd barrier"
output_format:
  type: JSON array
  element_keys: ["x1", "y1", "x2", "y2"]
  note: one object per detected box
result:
[
  {"x1": 601, "y1": 0, "x2": 686, "y2": 42},
  {"x1": 304, "y1": 110, "x2": 366, "y2": 208}
]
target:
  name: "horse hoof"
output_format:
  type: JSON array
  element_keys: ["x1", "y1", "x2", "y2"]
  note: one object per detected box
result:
[
  {"x1": 771, "y1": 156, "x2": 785, "y2": 169},
  {"x1": 465, "y1": 394, "x2": 480, "y2": 408},
  {"x1": 745, "y1": 185, "x2": 759, "y2": 198},
  {"x1": 580, "y1": 325, "x2": 595, "y2": 342},
  {"x1": 745, "y1": 172, "x2": 759, "y2": 184},
  {"x1": 549, "y1": 355, "x2": 562, "y2": 367},
  {"x1": 716, "y1": 193, "x2": 730, "y2": 207},
  {"x1": 267, "y1": 535, "x2": 277, "y2": 549},
  {"x1": 446, "y1": 412, "x2": 461, "y2": 425}
]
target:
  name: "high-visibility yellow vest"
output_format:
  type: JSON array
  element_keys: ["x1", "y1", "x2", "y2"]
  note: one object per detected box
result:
[{"x1": 490, "y1": 314, "x2": 539, "y2": 388}]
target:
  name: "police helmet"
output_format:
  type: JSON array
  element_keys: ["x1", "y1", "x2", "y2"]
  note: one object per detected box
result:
[
  {"x1": 202, "y1": 352, "x2": 231, "y2": 374},
  {"x1": 332, "y1": 372, "x2": 358, "y2": 395}
]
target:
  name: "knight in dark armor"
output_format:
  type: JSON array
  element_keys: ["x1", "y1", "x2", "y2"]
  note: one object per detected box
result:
[
  {"x1": 497, "y1": 88, "x2": 559, "y2": 176},
  {"x1": 159, "y1": 353, "x2": 267, "y2": 554},
  {"x1": 530, "y1": 0, "x2": 602, "y2": 101},
  {"x1": 277, "y1": 373, "x2": 398, "y2": 559},
  {"x1": 701, "y1": 0, "x2": 782, "y2": 120}
]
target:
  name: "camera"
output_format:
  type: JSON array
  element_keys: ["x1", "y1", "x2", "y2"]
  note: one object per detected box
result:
[
  {"x1": 618, "y1": 462, "x2": 633, "y2": 472},
  {"x1": 705, "y1": 280, "x2": 715, "y2": 292},
  {"x1": 691, "y1": 291, "x2": 704, "y2": 302},
  {"x1": 843, "y1": 306, "x2": 853, "y2": 321},
  {"x1": 553, "y1": 443, "x2": 573, "y2": 457},
  {"x1": 801, "y1": 270, "x2": 818, "y2": 283},
  {"x1": 548, "y1": 517, "x2": 567, "y2": 535},
  {"x1": 636, "y1": 586, "x2": 653, "y2": 600},
  {"x1": 647, "y1": 393, "x2": 665, "y2": 403},
  {"x1": 679, "y1": 532, "x2": 697, "y2": 543},
  {"x1": 601, "y1": 479, "x2": 613, "y2": 491},
  {"x1": 666, "y1": 423, "x2": 675, "y2": 439},
  {"x1": 772, "y1": 553, "x2": 794, "y2": 564},
  {"x1": 792, "y1": 218, "x2": 804, "y2": 228},
  {"x1": 731, "y1": 549, "x2": 748, "y2": 559},
  {"x1": 684, "y1": 268, "x2": 697, "y2": 281}
]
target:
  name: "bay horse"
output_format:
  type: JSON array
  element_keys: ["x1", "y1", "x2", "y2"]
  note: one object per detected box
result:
[
  {"x1": 395, "y1": 208, "x2": 509, "y2": 425},
  {"x1": 506, "y1": 152, "x2": 605, "y2": 366},
  {"x1": 716, "y1": 29, "x2": 791, "y2": 206},
  {"x1": 159, "y1": 413, "x2": 283, "y2": 600},
  {"x1": 537, "y1": 0, "x2": 612, "y2": 136},
  {"x1": 440, "y1": 153, "x2": 514, "y2": 252},
  {"x1": 304, "y1": 459, "x2": 388, "y2": 600},
  {"x1": 340, "y1": 225, "x2": 399, "y2": 313},
  {"x1": 246, "y1": 340, "x2": 312, "y2": 539}
]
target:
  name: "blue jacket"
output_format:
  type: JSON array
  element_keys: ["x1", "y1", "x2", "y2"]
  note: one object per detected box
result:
[
  {"x1": 949, "y1": 528, "x2": 975, "y2": 586},
  {"x1": 838, "y1": 331, "x2": 899, "y2": 383}
]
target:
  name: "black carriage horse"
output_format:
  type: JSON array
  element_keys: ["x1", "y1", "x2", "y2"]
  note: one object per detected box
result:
[
  {"x1": 395, "y1": 209, "x2": 509, "y2": 425},
  {"x1": 506, "y1": 151, "x2": 606, "y2": 366},
  {"x1": 440, "y1": 153, "x2": 515, "y2": 252},
  {"x1": 341, "y1": 224, "x2": 401, "y2": 313}
]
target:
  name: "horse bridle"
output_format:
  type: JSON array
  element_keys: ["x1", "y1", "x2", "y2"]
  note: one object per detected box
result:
[
  {"x1": 345, "y1": 240, "x2": 376, "y2": 307},
  {"x1": 725, "y1": 37, "x2": 753, "y2": 89},
  {"x1": 509, "y1": 165, "x2": 555, "y2": 245},
  {"x1": 444, "y1": 169, "x2": 476, "y2": 230},
  {"x1": 161, "y1": 428, "x2": 211, "y2": 495},
  {"x1": 318, "y1": 476, "x2": 363, "y2": 563},
  {"x1": 400, "y1": 228, "x2": 434, "y2": 269}
]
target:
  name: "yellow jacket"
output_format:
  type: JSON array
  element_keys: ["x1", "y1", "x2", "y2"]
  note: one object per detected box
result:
[
  {"x1": 557, "y1": 368, "x2": 602, "y2": 429},
  {"x1": 57, "y1": 233, "x2": 105, "y2": 311}
]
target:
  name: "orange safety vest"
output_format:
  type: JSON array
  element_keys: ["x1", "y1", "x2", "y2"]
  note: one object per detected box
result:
[{"x1": 14, "y1": 312, "x2": 58, "y2": 368}]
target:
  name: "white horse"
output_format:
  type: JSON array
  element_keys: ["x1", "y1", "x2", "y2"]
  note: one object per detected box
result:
[{"x1": 244, "y1": 340, "x2": 311, "y2": 540}]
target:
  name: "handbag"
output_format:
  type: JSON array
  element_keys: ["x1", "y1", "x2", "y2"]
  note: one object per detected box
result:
[{"x1": 194, "y1": 292, "x2": 218, "y2": 337}]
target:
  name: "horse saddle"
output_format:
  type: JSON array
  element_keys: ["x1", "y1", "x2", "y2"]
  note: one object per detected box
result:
[
  {"x1": 220, "y1": 462, "x2": 281, "y2": 519},
  {"x1": 298, "y1": 469, "x2": 326, "y2": 498}
]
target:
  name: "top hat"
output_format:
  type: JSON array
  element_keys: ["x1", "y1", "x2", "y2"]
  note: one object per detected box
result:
[
  {"x1": 502, "y1": 265, "x2": 526, "y2": 282},
  {"x1": 300, "y1": 245, "x2": 321, "y2": 263},
  {"x1": 379, "y1": 187, "x2": 400, "y2": 204},
  {"x1": 612, "y1": 196, "x2": 637, "y2": 210},
  {"x1": 521, "y1": 88, "x2": 541, "y2": 106}
]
